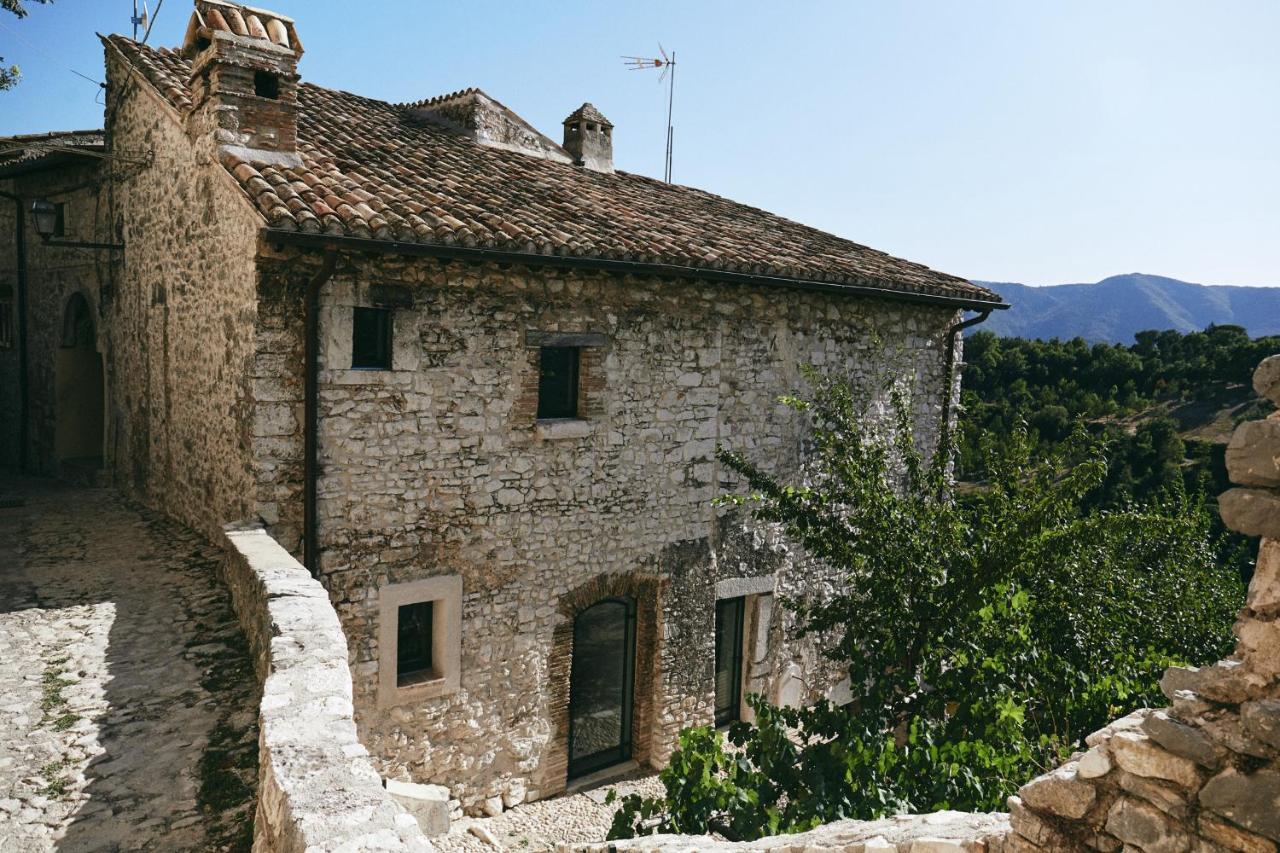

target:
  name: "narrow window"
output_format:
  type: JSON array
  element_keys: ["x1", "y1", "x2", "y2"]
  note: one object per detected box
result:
[
  {"x1": 396, "y1": 601, "x2": 435, "y2": 686},
  {"x1": 53, "y1": 203, "x2": 65, "y2": 237},
  {"x1": 352, "y1": 307, "x2": 392, "y2": 369},
  {"x1": 538, "y1": 346, "x2": 580, "y2": 419},
  {"x1": 254, "y1": 71, "x2": 280, "y2": 99},
  {"x1": 714, "y1": 597, "x2": 745, "y2": 727}
]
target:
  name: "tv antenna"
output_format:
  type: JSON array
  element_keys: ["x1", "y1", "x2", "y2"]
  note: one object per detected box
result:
[
  {"x1": 623, "y1": 45, "x2": 677, "y2": 183},
  {"x1": 131, "y1": 0, "x2": 148, "y2": 41}
]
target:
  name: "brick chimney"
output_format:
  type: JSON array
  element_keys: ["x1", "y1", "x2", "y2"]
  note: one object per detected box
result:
[
  {"x1": 562, "y1": 103, "x2": 613, "y2": 174},
  {"x1": 181, "y1": 1, "x2": 303, "y2": 162}
]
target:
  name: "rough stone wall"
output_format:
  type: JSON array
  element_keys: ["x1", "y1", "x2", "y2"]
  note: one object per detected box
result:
[
  {"x1": 97, "y1": 43, "x2": 264, "y2": 540},
  {"x1": 251, "y1": 249, "x2": 961, "y2": 813},
  {"x1": 220, "y1": 521, "x2": 432, "y2": 852},
  {"x1": 0, "y1": 165, "x2": 110, "y2": 476},
  {"x1": 1004, "y1": 353, "x2": 1280, "y2": 852}
]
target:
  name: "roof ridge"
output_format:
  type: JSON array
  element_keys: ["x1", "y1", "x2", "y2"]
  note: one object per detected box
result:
[{"x1": 398, "y1": 87, "x2": 488, "y2": 111}]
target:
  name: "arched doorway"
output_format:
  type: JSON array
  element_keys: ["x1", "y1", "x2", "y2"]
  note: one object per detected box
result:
[
  {"x1": 55, "y1": 293, "x2": 104, "y2": 471},
  {"x1": 568, "y1": 596, "x2": 636, "y2": 778}
]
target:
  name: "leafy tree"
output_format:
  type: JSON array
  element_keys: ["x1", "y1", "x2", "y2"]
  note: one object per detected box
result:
[
  {"x1": 609, "y1": 371, "x2": 1241, "y2": 841},
  {"x1": 1, "y1": 0, "x2": 50, "y2": 92}
]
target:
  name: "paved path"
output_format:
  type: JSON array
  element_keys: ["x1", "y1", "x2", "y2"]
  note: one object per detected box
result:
[
  {"x1": 0, "y1": 478, "x2": 258, "y2": 852},
  {"x1": 435, "y1": 770, "x2": 663, "y2": 852}
]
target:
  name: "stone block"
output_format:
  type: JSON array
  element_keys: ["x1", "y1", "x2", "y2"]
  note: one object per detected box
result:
[
  {"x1": 1200, "y1": 768, "x2": 1280, "y2": 842},
  {"x1": 1220, "y1": 489, "x2": 1280, "y2": 540},
  {"x1": 1078, "y1": 745, "x2": 1113, "y2": 779},
  {"x1": 1254, "y1": 354, "x2": 1280, "y2": 406},
  {"x1": 1105, "y1": 797, "x2": 1190, "y2": 853},
  {"x1": 1248, "y1": 539, "x2": 1280, "y2": 616},
  {"x1": 385, "y1": 779, "x2": 450, "y2": 836},
  {"x1": 1242, "y1": 700, "x2": 1280, "y2": 752},
  {"x1": 1087, "y1": 708, "x2": 1152, "y2": 747},
  {"x1": 1142, "y1": 710, "x2": 1225, "y2": 768},
  {"x1": 1116, "y1": 769, "x2": 1192, "y2": 821},
  {"x1": 1197, "y1": 814, "x2": 1278, "y2": 853},
  {"x1": 1226, "y1": 420, "x2": 1280, "y2": 488},
  {"x1": 1110, "y1": 731, "x2": 1201, "y2": 789},
  {"x1": 1018, "y1": 762, "x2": 1096, "y2": 819},
  {"x1": 1235, "y1": 617, "x2": 1280, "y2": 679}
]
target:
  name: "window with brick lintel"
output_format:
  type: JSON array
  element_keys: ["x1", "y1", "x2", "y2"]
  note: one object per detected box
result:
[{"x1": 538, "y1": 346, "x2": 580, "y2": 419}]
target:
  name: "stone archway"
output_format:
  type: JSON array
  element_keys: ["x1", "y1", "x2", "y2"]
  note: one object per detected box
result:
[
  {"x1": 540, "y1": 572, "x2": 662, "y2": 794},
  {"x1": 54, "y1": 292, "x2": 104, "y2": 473}
]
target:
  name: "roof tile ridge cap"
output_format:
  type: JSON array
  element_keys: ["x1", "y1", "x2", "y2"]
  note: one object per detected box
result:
[{"x1": 398, "y1": 86, "x2": 486, "y2": 110}]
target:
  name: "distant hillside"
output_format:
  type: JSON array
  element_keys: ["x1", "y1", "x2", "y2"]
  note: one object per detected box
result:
[{"x1": 976, "y1": 273, "x2": 1280, "y2": 343}]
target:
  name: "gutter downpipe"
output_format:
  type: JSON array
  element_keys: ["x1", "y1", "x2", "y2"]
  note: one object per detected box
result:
[
  {"x1": 939, "y1": 308, "x2": 993, "y2": 475},
  {"x1": 303, "y1": 248, "x2": 337, "y2": 578},
  {"x1": 1, "y1": 190, "x2": 30, "y2": 473}
]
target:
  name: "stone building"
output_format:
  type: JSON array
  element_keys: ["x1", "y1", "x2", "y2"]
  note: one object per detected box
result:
[{"x1": 0, "y1": 0, "x2": 1005, "y2": 813}]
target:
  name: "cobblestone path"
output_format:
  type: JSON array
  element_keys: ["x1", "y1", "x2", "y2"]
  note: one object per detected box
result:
[{"x1": 0, "y1": 478, "x2": 258, "y2": 852}]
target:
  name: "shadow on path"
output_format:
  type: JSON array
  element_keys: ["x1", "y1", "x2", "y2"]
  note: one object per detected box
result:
[{"x1": 0, "y1": 477, "x2": 258, "y2": 852}]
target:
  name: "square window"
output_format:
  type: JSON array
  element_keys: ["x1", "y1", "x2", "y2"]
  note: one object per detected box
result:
[
  {"x1": 352, "y1": 307, "x2": 392, "y2": 369},
  {"x1": 396, "y1": 601, "x2": 435, "y2": 686},
  {"x1": 538, "y1": 346, "x2": 580, "y2": 419},
  {"x1": 378, "y1": 575, "x2": 462, "y2": 706},
  {"x1": 254, "y1": 70, "x2": 280, "y2": 99}
]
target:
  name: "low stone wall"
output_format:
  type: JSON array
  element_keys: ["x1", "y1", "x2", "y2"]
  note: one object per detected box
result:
[
  {"x1": 1006, "y1": 354, "x2": 1280, "y2": 852},
  {"x1": 566, "y1": 811, "x2": 1011, "y2": 852},
  {"x1": 220, "y1": 522, "x2": 432, "y2": 852}
]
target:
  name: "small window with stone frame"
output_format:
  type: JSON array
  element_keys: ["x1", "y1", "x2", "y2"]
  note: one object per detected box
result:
[
  {"x1": 378, "y1": 576, "x2": 462, "y2": 706},
  {"x1": 538, "y1": 345, "x2": 580, "y2": 419},
  {"x1": 352, "y1": 306, "x2": 393, "y2": 369}
]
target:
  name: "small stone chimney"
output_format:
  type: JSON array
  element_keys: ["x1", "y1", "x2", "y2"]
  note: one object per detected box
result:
[
  {"x1": 562, "y1": 103, "x2": 613, "y2": 174},
  {"x1": 181, "y1": 0, "x2": 303, "y2": 162}
]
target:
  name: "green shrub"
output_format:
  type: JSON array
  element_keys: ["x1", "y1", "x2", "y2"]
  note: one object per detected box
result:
[{"x1": 609, "y1": 371, "x2": 1241, "y2": 841}]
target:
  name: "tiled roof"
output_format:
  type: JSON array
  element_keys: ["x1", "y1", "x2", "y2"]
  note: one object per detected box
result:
[
  {"x1": 105, "y1": 36, "x2": 1002, "y2": 307},
  {"x1": 0, "y1": 130, "x2": 106, "y2": 166}
]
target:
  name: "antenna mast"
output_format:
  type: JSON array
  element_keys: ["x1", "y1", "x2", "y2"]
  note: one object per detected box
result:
[{"x1": 623, "y1": 46, "x2": 677, "y2": 183}]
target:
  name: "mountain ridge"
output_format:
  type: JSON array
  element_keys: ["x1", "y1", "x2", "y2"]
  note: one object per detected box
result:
[{"x1": 976, "y1": 273, "x2": 1280, "y2": 343}]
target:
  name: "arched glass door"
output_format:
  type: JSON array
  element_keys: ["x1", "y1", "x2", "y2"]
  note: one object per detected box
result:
[{"x1": 568, "y1": 597, "x2": 636, "y2": 778}]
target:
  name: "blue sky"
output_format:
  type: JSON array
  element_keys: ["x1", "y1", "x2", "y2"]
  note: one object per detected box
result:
[{"x1": 2, "y1": 1, "x2": 1277, "y2": 286}]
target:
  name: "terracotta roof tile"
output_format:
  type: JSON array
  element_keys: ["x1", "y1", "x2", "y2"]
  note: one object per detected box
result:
[{"x1": 105, "y1": 35, "x2": 1000, "y2": 306}]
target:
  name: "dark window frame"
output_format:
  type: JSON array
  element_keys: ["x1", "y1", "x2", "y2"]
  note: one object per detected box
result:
[
  {"x1": 352, "y1": 306, "x2": 393, "y2": 370},
  {"x1": 396, "y1": 600, "x2": 436, "y2": 687},
  {"x1": 714, "y1": 596, "x2": 746, "y2": 727},
  {"x1": 537, "y1": 345, "x2": 580, "y2": 420}
]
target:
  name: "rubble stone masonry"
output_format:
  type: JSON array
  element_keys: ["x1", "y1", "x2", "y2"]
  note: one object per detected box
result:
[{"x1": 252, "y1": 248, "x2": 961, "y2": 812}]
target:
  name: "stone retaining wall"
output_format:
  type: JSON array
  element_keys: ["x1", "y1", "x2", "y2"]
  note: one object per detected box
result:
[{"x1": 220, "y1": 521, "x2": 432, "y2": 852}]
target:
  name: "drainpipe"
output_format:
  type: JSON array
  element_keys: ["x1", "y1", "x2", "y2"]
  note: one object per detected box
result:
[
  {"x1": 1, "y1": 191, "x2": 30, "y2": 473},
  {"x1": 303, "y1": 248, "x2": 337, "y2": 577},
  {"x1": 938, "y1": 308, "x2": 993, "y2": 466}
]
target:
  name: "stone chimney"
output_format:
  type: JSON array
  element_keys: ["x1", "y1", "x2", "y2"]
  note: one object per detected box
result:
[
  {"x1": 562, "y1": 103, "x2": 613, "y2": 174},
  {"x1": 180, "y1": 1, "x2": 303, "y2": 163}
]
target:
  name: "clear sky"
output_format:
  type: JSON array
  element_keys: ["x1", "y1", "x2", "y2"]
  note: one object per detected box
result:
[{"x1": 2, "y1": 0, "x2": 1277, "y2": 286}]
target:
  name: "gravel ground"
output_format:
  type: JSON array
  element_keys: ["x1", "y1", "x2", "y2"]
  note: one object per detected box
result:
[{"x1": 434, "y1": 770, "x2": 665, "y2": 852}]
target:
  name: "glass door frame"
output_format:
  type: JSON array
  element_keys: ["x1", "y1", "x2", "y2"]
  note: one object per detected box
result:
[{"x1": 567, "y1": 596, "x2": 637, "y2": 779}]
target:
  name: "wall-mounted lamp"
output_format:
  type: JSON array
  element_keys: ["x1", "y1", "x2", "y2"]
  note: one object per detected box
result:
[{"x1": 30, "y1": 200, "x2": 124, "y2": 250}]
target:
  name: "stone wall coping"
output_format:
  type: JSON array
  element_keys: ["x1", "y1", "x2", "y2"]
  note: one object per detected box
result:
[
  {"x1": 561, "y1": 810, "x2": 1010, "y2": 852},
  {"x1": 221, "y1": 522, "x2": 433, "y2": 852}
]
